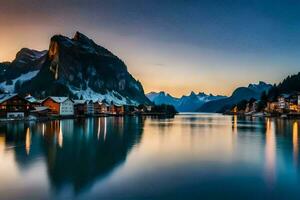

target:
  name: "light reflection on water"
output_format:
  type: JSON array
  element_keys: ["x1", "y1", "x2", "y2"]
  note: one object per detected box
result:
[{"x1": 0, "y1": 114, "x2": 300, "y2": 199}]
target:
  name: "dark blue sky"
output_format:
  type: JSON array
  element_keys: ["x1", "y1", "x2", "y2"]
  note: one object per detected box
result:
[{"x1": 1, "y1": 0, "x2": 300, "y2": 96}]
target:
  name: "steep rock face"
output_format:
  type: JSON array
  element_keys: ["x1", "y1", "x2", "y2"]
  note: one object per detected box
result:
[{"x1": 5, "y1": 32, "x2": 150, "y2": 105}]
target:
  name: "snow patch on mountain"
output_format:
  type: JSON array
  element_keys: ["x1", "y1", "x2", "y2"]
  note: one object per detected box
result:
[
  {"x1": 146, "y1": 91, "x2": 226, "y2": 112},
  {"x1": 248, "y1": 81, "x2": 272, "y2": 93},
  {"x1": 0, "y1": 70, "x2": 39, "y2": 93},
  {"x1": 68, "y1": 85, "x2": 138, "y2": 105}
]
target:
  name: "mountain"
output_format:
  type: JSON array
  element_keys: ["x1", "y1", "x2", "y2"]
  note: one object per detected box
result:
[
  {"x1": 0, "y1": 48, "x2": 47, "y2": 93},
  {"x1": 266, "y1": 72, "x2": 300, "y2": 101},
  {"x1": 146, "y1": 91, "x2": 226, "y2": 112},
  {"x1": 275, "y1": 72, "x2": 300, "y2": 93},
  {"x1": 197, "y1": 81, "x2": 272, "y2": 113},
  {"x1": 147, "y1": 91, "x2": 180, "y2": 106},
  {"x1": 0, "y1": 32, "x2": 151, "y2": 105}
]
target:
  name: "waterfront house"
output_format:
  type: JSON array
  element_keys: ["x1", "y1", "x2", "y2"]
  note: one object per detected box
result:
[
  {"x1": 0, "y1": 94, "x2": 32, "y2": 118},
  {"x1": 298, "y1": 94, "x2": 300, "y2": 108},
  {"x1": 278, "y1": 95, "x2": 288, "y2": 110},
  {"x1": 30, "y1": 106, "x2": 52, "y2": 117},
  {"x1": 145, "y1": 105, "x2": 153, "y2": 112},
  {"x1": 42, "y1": 97, "x2": 74, "y2": 116},
  {"x1": 124, "y1": 105, "x2": 137, "y2": 114},
  {"x1": 289, "y1": 103, "x2": 298, "y2": 112},
  {"x1": 94, "y1": 101, "x2": 110, "y2": 114},
  {"x1": 74, "y1": 100, "x2": 86, "y2": 116},
  {"x1": 266, "y1": 102, "x2": 278, "y2": 113},
  {"x1": 86, "y1": 100, "x2": 94, "y2": 115},
  {"x1": 251, "y1": 101, "x2": 259, "y2": 112},
  {"x1": 110, "y1": 104, "x2": 125, "y2": 115},
  {"x1": 286, "y1": 93, "x2": 300, "y2": 113},
  {"x1": 231, "y1": 105, "x2": 238, "y2": 114},
  {"x1": 245, "y1": 103, "x2": 250, "y2": 113},
  {"x1": 25, "y1": 95, "x2": 41, "y2": 107}
]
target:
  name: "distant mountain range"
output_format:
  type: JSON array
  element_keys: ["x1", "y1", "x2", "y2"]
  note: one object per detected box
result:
[
  {"x1": 146, "y1": 91, "x2": 226, "y2": 112},
  {"x1": 197, "y1": 81, "x2": 272, "y2": 113},
  {"x1": 0, "y1": 32, "x2": 151, "y2": 105},
  {"x1": 147, "y1": 81, "x2": 272, "y2": 113}
]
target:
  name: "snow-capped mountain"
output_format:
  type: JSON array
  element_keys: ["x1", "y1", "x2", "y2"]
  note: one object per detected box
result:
[
  {"x1": 248, "y1": 81, "x2": 272, "y2": 94},
  {"x1": 198, "y1": 81, "x2": 272, "y2": 113},
  {"x1": 0, "y1": 48, "x2": 47, "y2": 92},
  {"x1": 147, "y1": 91, "x2": 180, "y2": 106},
  {"x1": 0, "y1": 32, "x2": 151, "y2": 105},
  {"x1": 146, "y1": 91, "x2": 226, "y2": 112}
]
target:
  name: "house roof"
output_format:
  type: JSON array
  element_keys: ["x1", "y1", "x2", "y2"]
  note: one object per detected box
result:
[
  {"x1": 44, "y1": 96, "x2": 72, "y2": 104},
  {"x1": 94, "y1": 100, "x2": 110, "y2": 106},
  {"x1": 31, "y1": 106, "x2": 51, "y2": 112},
  {"x1": 73, "y1": 100, "x2": 87, "y2": 105},
  {"x1": 25, "y1": 95, "x2": 38, "y2": 103},
  {"x1": 86, "y1": 100, "x2": 94, "y2": 103},
  {"x1": 279, "y1": 93, "x2": 290, "y2": 98},
  {"x1": 0, "y1": 93, "x2": 18, "y2": 104},
  {"x1": 113, "y1": 104, "x2": 123, "y2": 107}
]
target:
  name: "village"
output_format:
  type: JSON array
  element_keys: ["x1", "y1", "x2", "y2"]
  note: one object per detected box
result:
[
  {"x1": 0, "y1": 93, "x2": 176, "y2": 121},
  {"x1": 230, "y1": 93, "x2": 300, "y2": 117}
]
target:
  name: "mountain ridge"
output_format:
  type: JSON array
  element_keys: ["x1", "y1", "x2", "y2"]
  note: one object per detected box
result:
[
  {"x1": 197, "y1": 81, "x2": 272, "y2": 113},
  {"x1": 146, "y1": 91, "x2": 226, "y2": 112},
  {"x1": 0, "y1": 32, "x2": 151, "y2": 105}
]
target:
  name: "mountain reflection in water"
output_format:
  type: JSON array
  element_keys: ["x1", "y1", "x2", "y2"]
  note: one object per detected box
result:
[
  {"x1": 1, "y1": 114, "x2": 300, "y2": 199},
  {"x1": 0, "y1": 117, "x2": 145, "y2": 195}
]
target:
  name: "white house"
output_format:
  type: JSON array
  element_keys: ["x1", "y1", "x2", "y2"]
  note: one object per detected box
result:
[
  {"x1": 42, "y1": 97, "x2": 74, "y2": 116},
  {"x1": 278, "y1": 94, "x2": 289, "y2": 110},
  {"x1": 86, "y1": 100, "x2": 94, "y2": 115},
  {"x1": 60, "y1": 97, "x2": 74, "y2": 116}
]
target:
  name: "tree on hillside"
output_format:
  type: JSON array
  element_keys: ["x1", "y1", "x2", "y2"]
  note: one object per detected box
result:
[
  {"x1": 277, "y1": 72, "x2": 300, "y2": 93},
  {"x1": 256, "y1": 91, "x2": 268, "y2": 112},
  {"x1": 267, "y1": 85, "x2": 279, "y2": 101},
  {"x1": 236, "y1": 100, "x2": 248, "y2": 111}
]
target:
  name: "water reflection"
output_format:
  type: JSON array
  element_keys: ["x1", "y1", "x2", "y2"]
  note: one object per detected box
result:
[
  {"x1": 25, "y1": 128, "x2": 31, "y2": 155},
  {"x1": 232, "y1": 115, "x2": 237, "y2": 134},
  {"x1": 2, "y1": 114, "x2": 300, "y2": 199},
  {"x1": 0, "y1": 116, "x2": 145, "y2": 195},
  {"x1": 265, "y1": 118, "x2": 276, "y2": 185},
  {"x1": 293, "y1": 121, "x2": 299, "y2": 166}
]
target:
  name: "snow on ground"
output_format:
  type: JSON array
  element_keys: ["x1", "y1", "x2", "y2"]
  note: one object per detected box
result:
[
  {"x1": 68, "y1": 85, "x2": 139, "y2": 105},
  {"x1": 0, "y1": 70, "x2": 39, "y2": 93}
]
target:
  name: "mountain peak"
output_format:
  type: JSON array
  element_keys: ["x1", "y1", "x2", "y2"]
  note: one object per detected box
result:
[
  {"x1": 0, "y1": 32, "x2": 151, "y2": 105},
  {"x1": 247, "y1": 81, "x2": 272, "y2": 94},
  {"x1": 15, "y1": 48, "x2": 47, "y2": 62},
  {"x1": 190, "y1": 91, "x2": 196, "y2": 96},
  {"x1": 248, "y1": 81, "x2": 270, "y2": 88},
  {"x1": 197, "y1": 92, "x2": 207, "y2": 97},
  {"x1": 73, "y1": 31, "x2": 94, "y2": 45},
  {"x1": 73, "y1": 31, "x2": 86, "y2": 40}
]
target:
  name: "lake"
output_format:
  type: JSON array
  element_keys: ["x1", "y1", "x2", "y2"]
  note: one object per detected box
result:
[{"x1": 1, "y1": 113, "x2": 300, "y2": 199}]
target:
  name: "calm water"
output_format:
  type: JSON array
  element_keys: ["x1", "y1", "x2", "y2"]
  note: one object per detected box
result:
[{"x1": 1, "y1": 113, "x2": 300, "y2": 199}]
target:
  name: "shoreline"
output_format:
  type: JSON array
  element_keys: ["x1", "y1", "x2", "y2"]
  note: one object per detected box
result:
[
  {"x1": 0, "y1": 112, "x2": 177, "y2": 124},
  {"x1": 223, "y1": 112, "x2": 300, "y2": 119}
]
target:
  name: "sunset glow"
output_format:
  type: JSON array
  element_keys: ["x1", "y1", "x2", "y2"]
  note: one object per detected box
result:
[{"x1": 2, "y1": 1, "x2": 300, "y2": 96}]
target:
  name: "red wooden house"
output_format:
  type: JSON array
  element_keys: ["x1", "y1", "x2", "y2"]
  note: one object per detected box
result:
[{"x1": 0, "y1": 94, "x2": 33, "y2": 118}]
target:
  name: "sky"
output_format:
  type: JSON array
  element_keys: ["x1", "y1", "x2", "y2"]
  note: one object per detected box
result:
[{"x1": 1, "y1": 0, "x2": 300, "y2": 97}]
